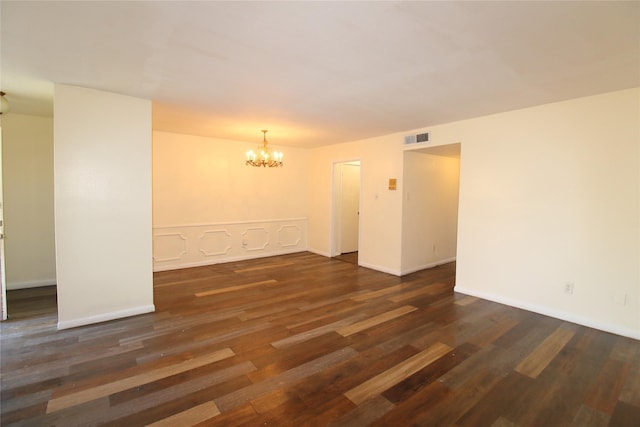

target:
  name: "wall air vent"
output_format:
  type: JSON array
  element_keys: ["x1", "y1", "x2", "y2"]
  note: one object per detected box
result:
[{"x1": 404, "y1": 132, "x2": 430, "y2": 145}]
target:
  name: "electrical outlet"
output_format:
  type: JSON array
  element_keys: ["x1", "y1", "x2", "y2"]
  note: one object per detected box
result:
[{"x1": 564, "y1": 282, "x2": 574, "y2": 295}]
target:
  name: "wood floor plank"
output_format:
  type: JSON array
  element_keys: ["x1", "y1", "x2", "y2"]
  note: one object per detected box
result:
[
  {"x1": 382, "y1": 342, "x2": 476, "y2": 404},
  {"x1": 409, "y1": 368, "x2": 503, "y2": 426},
  {"x1": 609, "y1": 336, "x2": 639, "y2": 363},
  {"x1": 455, "y1": 295, "x2": 479, "y2": 306},
  {"x1": 609, "y1": 401, "x2": 640, "y2": 426},
  {"x1": 491, "y1": 416, "x2": 521, "y2": 427},
  {"x1": 328, "y1": 395, "x2": 395, "y2": 427},
  {"x1": 271, "y1": 313, "x2": 366, "y2": 348},
  {"x1": 583, "y1": 358, "x2": 629, "y2": 414},
  {"x1": 350, "y1": 284, "x2": 406, "y2": 302},
  {"x1": 388, "y1": 286, "x2": 438, "y2": 303},
  {"x1": 397, "y1": 282, "x2": 452, "y2": 302},
  {"x1": 514, "y1": 326, "x2": 575, "y2": 378},
  {"x1": 570, "y1": 404, "x2": 610, "y2": 427},
  {"x1": 337, "y1": 305, "x2": 417, "y2": 337},
  {"x1": 215, "y1": 346, "x2": 358, "y2": 412},
  {"x1": 287, "y1": 345, "x2": 416, "y2": 405},
  {"x1": 249, "y1": 389, "x2": 290, "y2": 414},
  {"x1": 194, "y1": 279, "x2": 278, "y2": 297},
  {"x1": 467, "y1": 315, "x2": 519, "y2": 348},
  {"x1": 146, "y1": 401, "x2": 220, "y2": 427},
  {"x1": 503, "y1": 338, "x2": 601, "y2": 426},
  {"x1": 46, "y1": 348, "x2": 235, "y2": 413},
  {"x1": 618, "y1": 353, "x2": 640, "y2": 407},
  {"x1": 372, "y1": 380, "x2": 451, "y2": 426},
  {"x1": 102, "y1": 361, "x2": 256, "y2": 424},
  {"x1": 344, "y1": 342, "x2": 452, "y2": 405},
  {"x1": 233, "y1": 262, "x2": 294, "y2": 273}
]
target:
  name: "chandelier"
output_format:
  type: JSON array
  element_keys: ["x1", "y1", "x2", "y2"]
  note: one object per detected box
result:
[
  {"x1": 246, "y1": 130, "x2": 283, "y2": 167},
  {"x1": 0, "y1": 91, "x2": 9, "y2": 115}
]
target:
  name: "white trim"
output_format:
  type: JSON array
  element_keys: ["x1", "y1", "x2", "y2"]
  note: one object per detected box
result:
[
  {"x1": 307, "y1": 248, "x2": 332, "y2": 258},
  {"x1": 454, "y1": 286, "x2": 640, "y2": 340},
  {"x1": 400, "y1": 257, "x2": 456, "y2": 276},
  {"x1": 152, "y1": 233, "x2": 188, "y2": 262},
  {"x1": 403, "y1": 142, "x2": 433, "y2": 151},
  {"x1": 154, "y1": 217, "x2": 307, "y2": 229},
  {"x1": 153, "y1": 218, "x2": 307, "y2": 271},
  {"x1": 330, "y1": 159, "x2": 362, "y2": 262},
  {"x1": 306, "y1": 249, "x2": 406, "y2": 279},
  {"x1": 357, "y1": 261, "x2": 402, "y2": 276},
  {"x1": 153, "y1": 248, "x2": 307, "y2": 272},
  {"x1": 57, "y1": 304, "x2": 155, "y2": 330},
  {"x1": 7, "y1": 279, "x2": 57, "y2": 290}
]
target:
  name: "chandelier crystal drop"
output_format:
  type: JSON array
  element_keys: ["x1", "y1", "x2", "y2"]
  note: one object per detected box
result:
[{"x1": 245, "y1": 130, "x2": 283, "y2": 168}]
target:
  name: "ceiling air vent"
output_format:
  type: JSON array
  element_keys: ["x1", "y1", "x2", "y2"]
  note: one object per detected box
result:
[{"x1": 404, "y1": 132, "x2": 430, "y2": 145}]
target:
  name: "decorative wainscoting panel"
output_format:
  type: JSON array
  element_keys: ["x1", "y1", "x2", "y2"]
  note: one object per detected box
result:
[
  {"x1": 153, "y1": 233, "x2": 188, "y2": 262},
  {"x1": 153, "y1": 218, "x2": 307, "y2": 271}
]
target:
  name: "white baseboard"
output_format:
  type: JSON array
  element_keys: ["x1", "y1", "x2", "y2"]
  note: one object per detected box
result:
[
  {"x1": 400, "y1": 257, "x2": 457, "y2": 276},
  {"x1": 357, "y1": 261, "x2": 402, "y2": 276},
  {"x1": 307, "y1": 248, "x2": 332, "y2": 258},
  {"x1": 7, "y1": 279, "x2": 57, "y2": 290},
  {"x1": 357, "y1": 258, "x2": 457, "y2": 277},
  {"x1": 309, "y1": 251, "x2": 404, "y2": 277},
  {"x1": 454, "y1": 286, "x2": 640, "y2": 340},
  {"x1": 153, "y1": 248, "x2": 307, "y2": 272},
  {"x1": 57, "y1": 304, "x2": 156, "y2": 330}
]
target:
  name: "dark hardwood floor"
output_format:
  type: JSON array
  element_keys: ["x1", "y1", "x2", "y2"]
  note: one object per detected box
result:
[{"x1": 1, "y1": 252, "x2": 639, "y2": 426}]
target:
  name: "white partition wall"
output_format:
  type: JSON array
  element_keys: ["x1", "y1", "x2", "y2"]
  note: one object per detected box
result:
[{"x1": 54, "y1": 85, "x2": 154, "y2": 329}]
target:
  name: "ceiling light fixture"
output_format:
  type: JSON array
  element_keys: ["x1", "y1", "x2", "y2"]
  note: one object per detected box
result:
[
  {"x1": 0, "y1": 92, "x2": 9, "y2": 115},
  {"x1": 245, "y1": 130, "x2": 283, "y2": 168}
]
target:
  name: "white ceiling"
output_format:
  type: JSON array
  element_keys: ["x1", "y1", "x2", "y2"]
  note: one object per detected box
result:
[{"x1": 2, "y1": 1, "x2": 639, "y2": 148}]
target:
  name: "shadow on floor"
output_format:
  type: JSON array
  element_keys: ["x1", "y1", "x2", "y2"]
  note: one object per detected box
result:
[{"x1": 333, "y1": 251, "x2": 358, "y2": 265}]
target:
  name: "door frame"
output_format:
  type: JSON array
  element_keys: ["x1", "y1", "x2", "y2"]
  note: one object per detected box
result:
[
  {"x1": 330, "y1": 159, "x2": 362, "y2": 258},
  {"x1": 0, "y1": 125, "x2": 6, "y2": 320}
]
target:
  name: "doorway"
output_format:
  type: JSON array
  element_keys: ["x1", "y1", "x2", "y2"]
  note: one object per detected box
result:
[
  {"x1": 0, "y1": 126, "x2": 6, "y2": 320},
  {"x1": 332, "y1": 160, "x2": 361, "y2": 264},
  {"x1": 401, "y1": 143, "x2": 461, "y2": 275}
]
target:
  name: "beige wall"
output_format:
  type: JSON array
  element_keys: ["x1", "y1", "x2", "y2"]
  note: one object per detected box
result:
[
  {"x1": 54, "y1": 85, "x2": 154, "y2": 329},
  {"x1": 152, "y1": 131, "x2": 308, "y2": 270},
  {"x1": 308, "y1": 87, "x2": 639, "y2": 339},
  {"x1": 1, "y1": 114, "x2": 56, "y2": 289},
  {"x1": 401, "y1": 150, "x2": 460, "y2": 274},
  {"x1": 439, "y1": 88, "x2": 639, "y2": 338},
  {"x1": 153, "y1": 131, "x2": 308, "y2": 224},
  {"x1": 307, "y1": 137, "x2": 405, "y2": 274}
]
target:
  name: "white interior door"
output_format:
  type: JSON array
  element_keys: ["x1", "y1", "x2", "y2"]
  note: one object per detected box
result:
[{"x1": 339, "y1": 163, "x2": 360, "y2": 253}]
